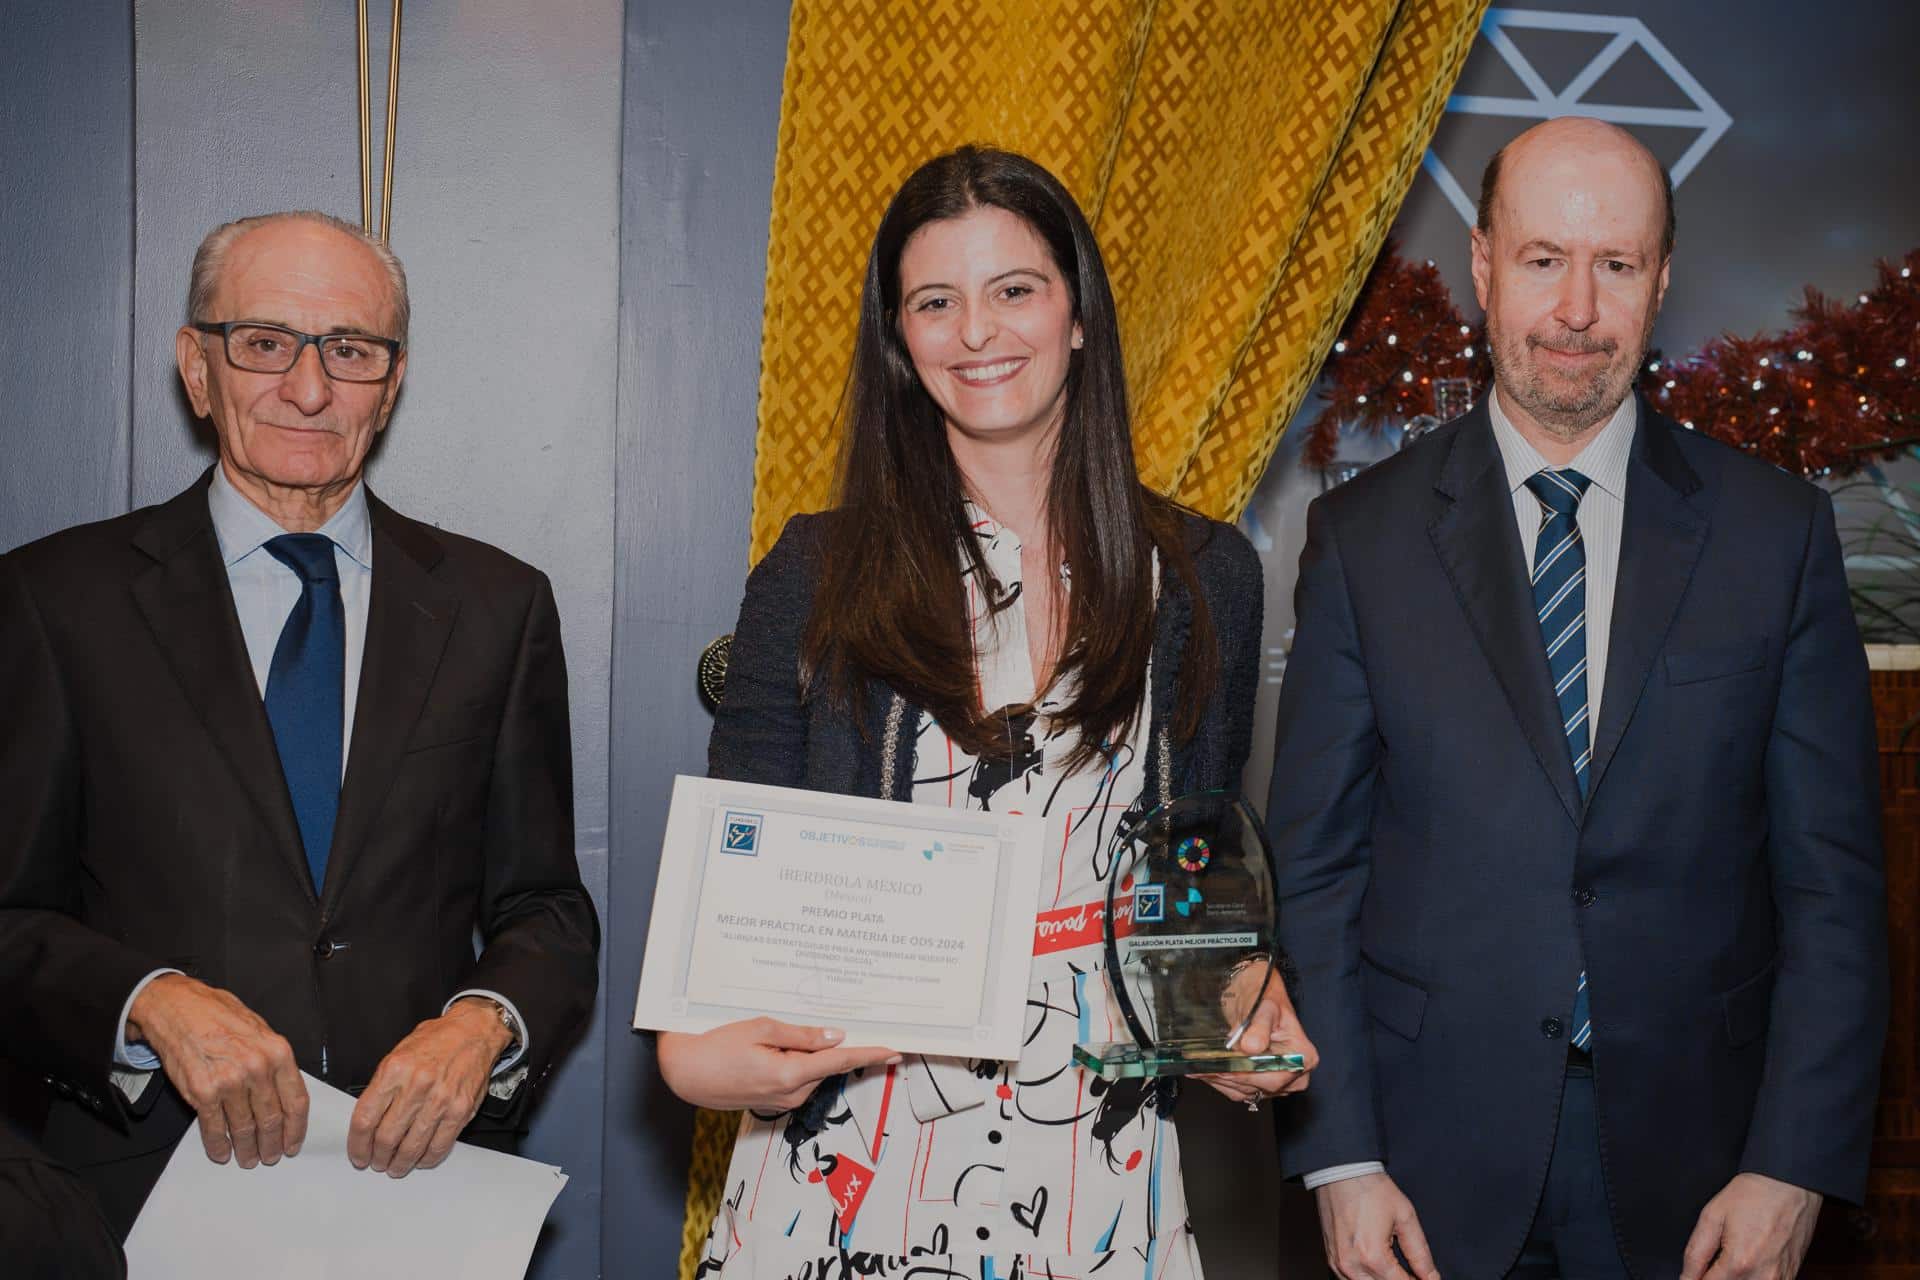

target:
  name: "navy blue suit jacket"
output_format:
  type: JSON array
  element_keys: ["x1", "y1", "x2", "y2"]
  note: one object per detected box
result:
[{"x1": 1266, "y1": 401, "x2": 1887, "y2": 1278}]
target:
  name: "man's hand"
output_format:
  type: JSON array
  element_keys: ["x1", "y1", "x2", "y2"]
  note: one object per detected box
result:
[
  {"x1": 1679, "y1": 1173, "x2": 1822, "y2": 1280},
  {"x1": 1316, "y1": 1171, "x2": 1442, "y2": 1280},
  {"x1": 347, "y1": 999, "x2": 512, "y2": 1178},
  {"x1": 1195, "y1": 962, "x2": 1320, "y2": 1104},
  {"x1": 127, "y1": 973, "x2": 309, "y2": 1169}
]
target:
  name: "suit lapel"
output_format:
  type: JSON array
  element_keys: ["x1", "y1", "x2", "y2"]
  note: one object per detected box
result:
[
  {"x1": 130, "y1": 476, "x2": 314, "y2": 900},
  {"x1": 322, "y1": 494, "x2": 458, "y2": 909},
  {"x1": 1587, "y1": 410, "x2": 1709, "y2": 801},
  {"x1": 1428, "y1": 410, "x2": 1585, "y2": 825}
]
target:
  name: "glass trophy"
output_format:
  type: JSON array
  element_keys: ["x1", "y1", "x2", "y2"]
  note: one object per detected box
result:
[{"x1": 1071, "y1": 791, "x2": 1307, "y2": 1080}]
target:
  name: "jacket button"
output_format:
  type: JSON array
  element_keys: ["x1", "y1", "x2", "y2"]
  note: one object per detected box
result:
[
  {"x1": 313, "y1": 939, "x2": 337, "y2": 959},
  {"x1": 1573, "y1": 887, "x2": 1596, "y2": 907},
  {"x1": 1541, "y1": 1017, "x2": 1565, "y2": 1039}
]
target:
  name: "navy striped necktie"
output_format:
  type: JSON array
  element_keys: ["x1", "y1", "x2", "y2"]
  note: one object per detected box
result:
[
  {"x1": 1524, "y1": 468, "x2": 1594, "y2": 1050},
  {"x1": 263, "y1": 533, "x2": 344, "y2": 891}
]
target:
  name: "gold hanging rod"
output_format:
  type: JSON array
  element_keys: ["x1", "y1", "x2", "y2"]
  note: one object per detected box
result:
[{"x1": 356, "y1": 0, "x2": 404, "y2": 242}]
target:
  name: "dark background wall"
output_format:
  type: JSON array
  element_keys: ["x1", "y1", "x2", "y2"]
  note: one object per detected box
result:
[
  {"x1": 1, "y1": 1, "x2": 133, "y2": 538},
  {"x1": 4, "y1": 2, "x2": 1914, "y2": 1278}
]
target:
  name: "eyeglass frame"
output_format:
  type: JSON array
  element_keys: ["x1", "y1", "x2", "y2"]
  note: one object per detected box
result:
[{"x1": 190, "y1": 320, "x2": 404, "y2": 383}]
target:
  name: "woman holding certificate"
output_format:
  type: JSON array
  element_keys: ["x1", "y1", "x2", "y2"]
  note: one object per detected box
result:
[{"x1": 660, "y1": 146, "x2": 1316, "y2": 1277}]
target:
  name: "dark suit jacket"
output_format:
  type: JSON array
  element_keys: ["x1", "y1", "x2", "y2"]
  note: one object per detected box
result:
[
  {"x1": 1266, "y1": 402, "x2": 1887, "y2": 1278},
  {"x1": 0, "y1": 471, "x2": 599, "y2": 1185},
  {"x1": 0, "y1": 1118, "x2": 123, "y2": 1278}
]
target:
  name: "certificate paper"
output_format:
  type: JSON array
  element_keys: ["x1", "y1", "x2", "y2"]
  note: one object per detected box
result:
[{"x1": 634, "y1": 776, "x2": 1044, "y2": 1059}]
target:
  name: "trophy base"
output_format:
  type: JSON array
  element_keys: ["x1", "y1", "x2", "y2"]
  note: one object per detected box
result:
[{"x1": 1071, "y1": 1039, "x2": 1308, "y2": 1080}]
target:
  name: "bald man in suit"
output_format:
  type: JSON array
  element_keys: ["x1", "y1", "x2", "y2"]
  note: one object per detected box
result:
[{"x1": 1267, "y1": 119, "x2": 1886, "y2": 1279}]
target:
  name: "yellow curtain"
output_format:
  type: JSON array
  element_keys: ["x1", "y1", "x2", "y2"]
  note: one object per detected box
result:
[
  {"x1": 686, "y1": 0, "x2": 1486, "y2": 1270},
  {"x1": 746, "y1": 0, "x2": 1489, "y2": 562}
]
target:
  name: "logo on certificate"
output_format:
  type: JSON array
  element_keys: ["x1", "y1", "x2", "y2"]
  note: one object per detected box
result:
[
  {"x1": 1134, "y1": 882, "x2": 1165, "y2": 923},
  {"x1": 721, "y1": 811, "x2": 763, "y2": 855}
]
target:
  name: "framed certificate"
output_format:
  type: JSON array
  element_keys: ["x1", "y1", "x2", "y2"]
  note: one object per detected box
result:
[{"x1": 633, "y1": 775, "x2": 1046, "y2": 1060}]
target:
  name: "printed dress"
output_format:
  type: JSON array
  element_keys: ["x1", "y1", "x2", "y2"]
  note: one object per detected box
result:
[{"x1": 697, "y1": 508, "x2": 1201, "y2": 1279}]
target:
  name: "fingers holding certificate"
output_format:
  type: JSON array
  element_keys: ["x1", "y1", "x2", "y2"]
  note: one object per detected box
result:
[{"x1": 655, "y1": 1018, "x2": 901, "y2": 1113}]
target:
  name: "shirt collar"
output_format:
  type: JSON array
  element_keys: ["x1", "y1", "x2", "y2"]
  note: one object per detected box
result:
[
  {"x1": 959, "y1": 499, "x2": 1076, "y2": 589},
  {"x1": 207, "y1": 463, "x2": 373, "y2": 571},
  {"x1": 962, "y1": 497, "x2": 1023, "y2": 569},
  {"x1": 1487, "y1": 387, "x2": 1636, "y2": 502}
]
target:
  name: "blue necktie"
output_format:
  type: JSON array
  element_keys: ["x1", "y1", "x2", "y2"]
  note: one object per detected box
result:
[
  {"x1": 1524, "y1": 468, "x2": 1595, "y2": 1050},
  {"x1": 263, "y1": 534, "x2": 344, "y2": 891}
]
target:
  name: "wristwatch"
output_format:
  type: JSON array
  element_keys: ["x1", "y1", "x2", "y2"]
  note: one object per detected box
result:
[{"x1": 462, "y1": 995, "x2": 523, "y2": 1055}]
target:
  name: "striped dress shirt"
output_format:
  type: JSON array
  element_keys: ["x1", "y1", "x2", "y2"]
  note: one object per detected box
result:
[{"x1": 1489, "y1": 387, "x2": 1637, "y2": 737}]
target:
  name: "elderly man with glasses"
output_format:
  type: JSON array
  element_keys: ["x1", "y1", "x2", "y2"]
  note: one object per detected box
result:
[{"x1": 0, "y1": 211, "x2": 600, "y2": 1237}]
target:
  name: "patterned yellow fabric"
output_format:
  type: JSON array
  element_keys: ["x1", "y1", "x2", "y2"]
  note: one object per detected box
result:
[
  {"x1": 747, "y1": 0, "x2": 1488, "y2": 560},
  {"x1": 689, "y1": 2, "x2": 1485, "y2": 1274},
  {"x1": 678, "y1": 1104, "x2": 739, "y2": 1271}
]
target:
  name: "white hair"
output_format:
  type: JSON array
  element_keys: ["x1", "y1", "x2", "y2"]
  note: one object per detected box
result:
[{"x1": 186, "y1": 210, "x2": 410, "y2": 345}]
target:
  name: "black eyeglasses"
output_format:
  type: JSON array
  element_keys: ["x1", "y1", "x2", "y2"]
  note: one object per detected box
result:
[{"x1": 192, "y1": 321, "x2": 402, "y2": 383}]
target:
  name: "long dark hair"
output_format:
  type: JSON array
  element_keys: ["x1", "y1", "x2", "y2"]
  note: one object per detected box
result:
[{"x1": 802, "y1": 145, "x2": 1217, "y2": 770}]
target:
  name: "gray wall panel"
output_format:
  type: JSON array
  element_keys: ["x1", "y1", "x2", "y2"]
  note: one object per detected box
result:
[
  {"x1": 370, "y1": 8, "x2": 622, "y2": 1278},
  {"x1": 0, "y1": 0, "x2": 134, "y2": 549},
  {"x1": 604, "y1": 0, "x2": 793, "y2": 1268},
  {"x1": 129, "y1": 0, "x2": 361, "y2": 504}
]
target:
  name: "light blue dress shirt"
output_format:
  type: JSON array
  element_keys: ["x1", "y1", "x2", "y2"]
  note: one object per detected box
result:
[{"x1": 114, "y1": 467, "x2": 524, "y2": 1089}]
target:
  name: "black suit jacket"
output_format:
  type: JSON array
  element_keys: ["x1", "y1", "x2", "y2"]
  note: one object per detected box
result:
[
  {"x1": 0, "y1": 471, "x2": 599, "y2": 1176},
  {"x1": 0, "y1": 1117, "x2": 122, "y2": 1277},
  {"x1": 1266, "y1": 402, "x2": 1887, "y2": 1278}
]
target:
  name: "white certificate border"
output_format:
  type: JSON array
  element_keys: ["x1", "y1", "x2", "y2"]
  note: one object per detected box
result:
[{"x1": 634, "y1": 775, "x2": 1044, "y2": 1060}]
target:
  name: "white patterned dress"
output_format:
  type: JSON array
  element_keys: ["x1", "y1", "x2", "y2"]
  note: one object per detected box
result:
[{"x1": 696, "y1": 507, "x2": 1201, "y2": 1280}]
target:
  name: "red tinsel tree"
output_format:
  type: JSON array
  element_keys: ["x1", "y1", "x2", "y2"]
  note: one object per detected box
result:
[
  {"x1": 1306, "y1": 248, "x2": 1490, "y2": 468},
  {"x1": 1639, "y1": 249, "x2": 1919, "y2": 476},
  {"x1": 1314, "y1": 245, "x2": 1920, "y2": 479}
]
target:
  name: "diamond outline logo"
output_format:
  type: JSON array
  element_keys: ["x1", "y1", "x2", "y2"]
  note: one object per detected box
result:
[{"x1": 1423, "y1": 8, "x2": 1733, "y2": 226}]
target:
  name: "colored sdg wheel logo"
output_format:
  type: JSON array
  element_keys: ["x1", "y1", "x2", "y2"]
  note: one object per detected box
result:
[{"x1": 1174, "y1": 836, "x2": 1211, "y2": 873}]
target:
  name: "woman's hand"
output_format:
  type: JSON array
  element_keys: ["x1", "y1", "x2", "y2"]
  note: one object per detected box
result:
[
  {"x1": 656, "y1": 1017, "x2": 901, "y2": 1112},
  {"x1": 1195, "y1": 962, "x2": 1319, "y2": 1106}
]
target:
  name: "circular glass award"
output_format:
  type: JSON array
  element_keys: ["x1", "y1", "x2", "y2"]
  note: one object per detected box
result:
[{"x1": 1071, "y1": 790, "x2": 1306, "y2": 1079}]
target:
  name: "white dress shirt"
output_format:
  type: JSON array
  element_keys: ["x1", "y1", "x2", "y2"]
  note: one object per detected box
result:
[
  {"x1": 114, "y1": 467, "x2": 523, "y2": 1091},
  {"x1": 1303, "y1": 392, "x2": 1637, "y2": 1193}
]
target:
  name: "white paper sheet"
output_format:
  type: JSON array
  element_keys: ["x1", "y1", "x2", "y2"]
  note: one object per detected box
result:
[{"x1": 125, "y1": 1072, "x2": 566, "y2": 1279}]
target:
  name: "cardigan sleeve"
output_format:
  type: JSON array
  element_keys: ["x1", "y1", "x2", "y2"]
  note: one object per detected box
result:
[
  {"x1": 1205, "y1": 520, "x2": 1265, "y2": 784},
  {"x1": 707, "y1": 514, "x2": 821, "y2": 786}
]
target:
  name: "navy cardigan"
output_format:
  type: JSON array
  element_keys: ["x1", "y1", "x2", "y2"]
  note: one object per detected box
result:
[{"x1": 708, "y1": 509, "x2": 1265, "y2": 803}]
